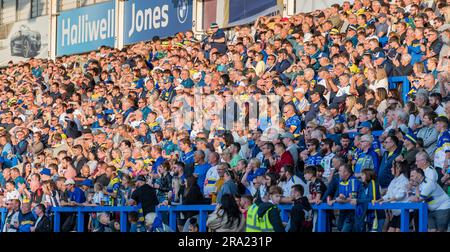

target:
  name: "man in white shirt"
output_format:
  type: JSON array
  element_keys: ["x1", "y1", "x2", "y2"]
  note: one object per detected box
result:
[
  {"x1": 279, "y1": 165, "x2": 308, "y2": 203},
  {"x1": 203, "y1": 152, "x2": 221, "y2": 199},
  {"x1": 409, "y1": 168, "x2": 450, "y2": 232},
  {"x1": 415, "y1": 151, "x2": 439, "y2": 183}
]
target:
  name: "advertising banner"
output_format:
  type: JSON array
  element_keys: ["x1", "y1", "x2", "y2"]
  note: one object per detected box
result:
[
  {"x1": 123, "y1": 0, "x2": 193, "y2": 45},
  {"x1": 226, "y1": 0, "x2": 283, "y2": 27},
  {"x1": 56, "y1": 1, "x2": 116, "y2": 56},
  {"x1": 0, "y1": 15, "x2": 49, "y2": 66}
]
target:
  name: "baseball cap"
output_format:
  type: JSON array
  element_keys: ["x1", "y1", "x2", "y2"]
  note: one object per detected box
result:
[
  {"x1": 40, "y1": 168, "x2": 51, "y2": 176},
  {"x1": 358, "y1": 121, "x2": 372, "y2": 129},
  {"x1": 329, "y1": 28, "x2": 340, "y2": 35},
  {"x1": 348, "y1": 25, "x2": 358, "y2": 32},
  {"x1": 64, "y1": 179, "x2": 75, "y2": 186},
  {"x1": 280, "y1": 132, "x2": 295, "y2": 140},
  {"x1": 80, "y1": 179, "x2": 94, "y2": 188}
]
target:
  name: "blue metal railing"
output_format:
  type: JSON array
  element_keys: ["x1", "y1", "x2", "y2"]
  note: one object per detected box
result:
[
  {"x1": 52, "y1": 206, "x2": 139, "y2": 232},
  {"x1": 0, "y1": 202, "x2": 428, "y2": 232},
  {"x1": 157, "y1": 202, "x2": 428, "y2": 232},
  {"x1": 388, "y1": 76, "x2": 410, "y2": 103}
]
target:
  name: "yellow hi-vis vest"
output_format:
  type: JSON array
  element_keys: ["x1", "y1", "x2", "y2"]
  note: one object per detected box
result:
[
  {"x1": 259, "y1": 206, "x2": 275, "y2": 232},
  {"x1": 246, "y1": 204, "x2": 262, "y2": 232}
]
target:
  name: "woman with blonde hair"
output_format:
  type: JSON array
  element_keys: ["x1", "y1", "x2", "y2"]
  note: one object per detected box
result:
[
  {"x1": 375, "y1": 87, "x2": 389, "y2": 116},
  {"x1": 345, "y1": 95, "x2": 360, "y2": 117}
]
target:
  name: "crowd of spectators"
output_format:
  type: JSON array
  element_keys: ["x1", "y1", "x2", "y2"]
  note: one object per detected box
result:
[{"x1": 0, "y1": 0, "x2": 450, "y2": 232}]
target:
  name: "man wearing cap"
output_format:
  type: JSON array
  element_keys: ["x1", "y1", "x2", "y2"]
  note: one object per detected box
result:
[
  {"x1": 280, "y1": 133, "x2": 300, "y2": 171},
  {"x1": 358, "y1": 121, "x2": 381, "y2": 156},
  {"x1": 293, "y1": 87, "x2": 310, "y2": 115},
  {"x1": 396, "y1": 129, "x2": 420, "y2": 167},
  {"x1": 304, "y1": 87, "x2": 324, "y2": 123},
  {"x1": 375, "y1": 13, "x2": 389, "y2": 38},
  {"x1": 64, "y1": 179, "x2": 86, "y2": 205},
  {"x1": 129, "y1": 175, "x2": 159, "y2": 218},
  {"x1": 160, "y1": 78, "x2": 175, "y2": 103},
  {"x1": 208, "y1": 22, "x2": 227, "y2": 55},
  {"x1": 354, "y1": 134, "x2": 379, "y2": 178}
]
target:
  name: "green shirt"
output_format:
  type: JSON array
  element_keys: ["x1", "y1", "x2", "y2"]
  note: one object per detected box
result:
[{"x1": 230, "y1": 154, "x2": 243, "y2": 168}]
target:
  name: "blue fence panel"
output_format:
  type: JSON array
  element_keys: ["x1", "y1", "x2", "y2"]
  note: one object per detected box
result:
[
  {"x1": 156, "y1": 202, "x2": 428, "y2": 232},
  {"x1": 52, "y1": 206, "x2": 139, "y2": 232},
  {"x1": 388, "y1": 76, "x2": 410, "y2": 103}
]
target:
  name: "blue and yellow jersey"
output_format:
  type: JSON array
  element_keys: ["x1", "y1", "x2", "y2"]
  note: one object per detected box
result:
[
  {"x1": 434, "y1": 130, "x2": 450, "y2": 168},
  {"x1": 18, "y1": 212, "x2": 35, "y2": 232},
  {"x1": 107, "y1": 176, "x2": 122, "y2": 205},
  {"x1": 285, "y1": 115, "x2": 302, "y2": 136},
  {"x1": 338, "y1": 175, "x2": 362, "y2": 199}
]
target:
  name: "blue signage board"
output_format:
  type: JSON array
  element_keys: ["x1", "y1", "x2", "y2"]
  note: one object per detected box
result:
[
  {"x1": 57, "y1": 1, "x2": 116, "y2": 56},
  {"x1": 124, "y1": 0, "x2": 193, "y2": 45}
]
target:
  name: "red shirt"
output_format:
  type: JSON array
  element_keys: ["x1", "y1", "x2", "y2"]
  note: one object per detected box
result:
[{"x1": 270, "y1": 151, "x2": 294, "y2": 174}]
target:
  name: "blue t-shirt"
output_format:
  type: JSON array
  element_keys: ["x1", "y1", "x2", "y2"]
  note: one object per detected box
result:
[
  {"x1": 194, "y1": 163, "x2": 212, "y2": 193},
  {"x1": 338, "y1": 176, "x2": 362, "y2": 199},
  {"x1": 306, "y1": 153, "x2": 323, "y2": 166},
  {"x1": 180, "y1": 150, "x2": 195, "y2": 166},
  {"x1": 285, "y1": 115, "x2": 302, "y2": 135},
  {"x1": 68, "y1": 187, "x2": 86, "y2": 203}
]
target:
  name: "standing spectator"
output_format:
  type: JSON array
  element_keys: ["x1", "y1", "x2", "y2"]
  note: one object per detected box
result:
[
  {"x1": 417, "y1": 111, "x2": 438, "y2": 157},
  {"x1": 193, "y1": 150, "x2": 211, "y2": 194},
  {"x1": 17, "y1": 202, "x2": 35, "y2": 232},
  {"x1": 352, "y1": 169, "x2": 385, "y2": 232},
  {"x1": 2, "y1": 199, "x2": 19, "y2": 232},
  {"x1": 378, "y1": 135, "x2": 401, "y2": 194},
  {"x1": 279, "y1": 165, "x2": 308, "y2": 203},
  {"x1": 434, "y1": 116, "x2": 450, "y2": 180},
  {"x1": 301, "y1": 139, "x2": 323, "y2": 166},
  {"x1": 216, "y1": 169, "x2": 238, "y2": 204},
  {"x1": 287, "y1": 184, "x2": 312, "y2": 232},
  {"x1": 409, "y1": 168, "x2": 450, "y2": 232},
  {"x1": 415, "y1": 151, "x2": 439, "y2": 183},
  {"x1": 269, "y1": 143, "x2": 294, "y2": 174},
  {"x1": 328, "y1": 164, "x2": 362, "y2": 232},
  {"x1": 30, "y1": 204, "x2": 51, "y2": 232},
  {"x1": 128, "y1": 175, "x2": 159, "y2": 218},
  {"x1": 354, "y1": 134, "x2": 379, "y2": 178},
  {"x1": 379, "y1": 160, "x2": 410, "y2": 232}
]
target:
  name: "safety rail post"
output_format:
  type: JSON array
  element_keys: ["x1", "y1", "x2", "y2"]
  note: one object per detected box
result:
[
  {"x1": 119, "y1": 211, "x2": 128, "y2": 232},
  {"x1": 0, "y1": 208, "x2": 7, "y2": 231},
  {"x1": 316, "y1": 207, "x2": 327, "y2": 232},
  {"x1": 53, "y1": 209, "x2": 61, "y2": 232},
  {"x1": 418, "y1": 203, "x2": 428, "y2": 232},
  {"x1": 198, "y1": 210, "x2": 208, "y2": 232},
  {"x1": 400, "y1": 209, "x2": 409, "y2": 232},
  {"x1": 77, "y1": 210, "x2": 84, "y2": 232}
]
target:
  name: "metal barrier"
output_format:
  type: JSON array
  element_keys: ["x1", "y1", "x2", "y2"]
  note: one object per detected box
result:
[
  {"x1": 52, "y1": 206, "x2": 139, "y2": 232},
  {"x1": 157, "y1": 202, "x2": 428, "y2": 232},
  {"x1": 388, "y1": 76, "x2": 410, "y2": 103},
  {"x1": 156, "y1": 205, "x2": 216, "y2": 232}
]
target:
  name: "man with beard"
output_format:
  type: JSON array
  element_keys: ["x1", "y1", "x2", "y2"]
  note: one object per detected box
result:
[
  {"x1": 279, "y1": 165, "x2": 308, "y2": 203},
  {"x1": 429, "y1": 93, "x2": 446, "y2": 117},
  {"x1": 319, "y1": 139, "x2": 336, "y2": 184}
]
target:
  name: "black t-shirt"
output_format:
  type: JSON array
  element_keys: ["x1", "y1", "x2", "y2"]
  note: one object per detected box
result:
[{"x1": 131, "y1": 184, "x2": 159, "y2": 216}]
